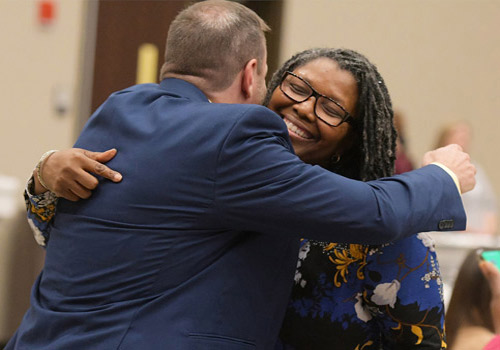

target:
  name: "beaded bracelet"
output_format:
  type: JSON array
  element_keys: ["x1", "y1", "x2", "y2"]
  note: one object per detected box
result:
[{"x1": 35, "y1": 150, "x2": 58, "y2": 190}]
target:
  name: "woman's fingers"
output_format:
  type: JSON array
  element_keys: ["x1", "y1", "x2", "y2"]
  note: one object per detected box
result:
[{"x1": 82, "y1": 149, "x2": 122, "y2": 182}]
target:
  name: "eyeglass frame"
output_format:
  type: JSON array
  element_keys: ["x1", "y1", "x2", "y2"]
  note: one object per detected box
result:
[{"x1": 279, "y1": 71, "x2": 355, "y2": 127}]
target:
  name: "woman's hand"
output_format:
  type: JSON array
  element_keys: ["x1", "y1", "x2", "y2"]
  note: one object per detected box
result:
[
  {"x1": 479, "y1": 260, "x2": 500, "y2": 334},
  {"x1": 34, "y1": 148, "x2": 122, "y2": 201}
]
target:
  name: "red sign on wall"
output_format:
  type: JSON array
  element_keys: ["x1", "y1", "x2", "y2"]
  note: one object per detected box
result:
[{"x1": 38, "y1": 0, "x2": 56, "y2": 26}]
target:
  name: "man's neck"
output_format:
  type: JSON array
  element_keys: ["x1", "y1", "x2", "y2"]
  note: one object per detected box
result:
[{"x1": 162, "y1": 72, "x2": 248, "y2": 105}]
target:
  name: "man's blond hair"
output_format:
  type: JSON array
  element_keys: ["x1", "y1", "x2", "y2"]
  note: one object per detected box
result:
[{"x1": 160, "y1": 0, "x2": 270, "y2": 91}]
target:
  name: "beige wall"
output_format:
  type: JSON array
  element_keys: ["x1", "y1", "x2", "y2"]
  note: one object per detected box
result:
[
  {"x1": 0, "y1": 0, "x2": 87, "y2": 341},
  {"x1": 0, "y1": 0, "x2": 87, "y2": 185},
  {"x1": 280, "y1": 0, "x2": 500, "y2": 200}
]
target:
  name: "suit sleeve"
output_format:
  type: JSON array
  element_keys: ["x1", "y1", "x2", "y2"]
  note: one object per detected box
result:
[{"x1": 213, "y1": 105, "x2": 466, "y2": 244}]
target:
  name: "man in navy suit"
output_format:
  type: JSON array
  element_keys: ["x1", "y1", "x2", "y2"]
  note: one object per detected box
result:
[{"x1": 8, "y1": 1, "x2": 475, "y2": 349}]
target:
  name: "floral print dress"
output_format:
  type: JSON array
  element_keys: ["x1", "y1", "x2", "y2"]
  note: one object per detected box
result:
[{"x1": 276, "y1": 233, "x2": 446, "y2": 350}]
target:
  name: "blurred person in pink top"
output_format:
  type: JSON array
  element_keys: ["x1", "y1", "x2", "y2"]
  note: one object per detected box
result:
[
  {"x1": 393, "y1": 110, "x2": 414, "y2": 175},
  {"x1": 445, "y1": 248, "x2": 500, "y2": 350},
  {"x1": 436, "y1": 121, "x2": 498, "y2": 235}
]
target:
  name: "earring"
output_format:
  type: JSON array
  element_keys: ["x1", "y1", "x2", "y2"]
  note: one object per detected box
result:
[{"x1": 331, "y1": 154, "x2": 341, "y2": 164}]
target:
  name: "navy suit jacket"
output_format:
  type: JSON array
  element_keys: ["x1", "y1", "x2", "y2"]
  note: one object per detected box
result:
[{"x1": 8, "y1": 79, "x2": 465, "y2": 350}]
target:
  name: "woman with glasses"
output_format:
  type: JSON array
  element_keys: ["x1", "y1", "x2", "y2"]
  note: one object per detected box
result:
[
  {"x1": 265, "y1": 48, "x2": 445, "y2": 350},
  {"x1": 24, "y1": 48, "x2": 446, "y2": 349}
]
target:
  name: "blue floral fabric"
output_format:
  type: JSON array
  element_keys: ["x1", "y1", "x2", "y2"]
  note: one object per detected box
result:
[
  {"x1": 277, "y1": 234, "x2": 446, "y2": 350},
  {"x1": 24, "y1": 176, "x2": 57, "y2": 247}
]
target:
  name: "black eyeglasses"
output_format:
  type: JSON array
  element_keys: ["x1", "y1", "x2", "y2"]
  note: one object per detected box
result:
[{"x1": 279, "y1": 71, "x2": 355, "y2": 127}]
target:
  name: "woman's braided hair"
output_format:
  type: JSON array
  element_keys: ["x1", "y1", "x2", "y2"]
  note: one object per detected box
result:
[{"x1": 263, "y1": 48, "x2": 397, "y2": 181}]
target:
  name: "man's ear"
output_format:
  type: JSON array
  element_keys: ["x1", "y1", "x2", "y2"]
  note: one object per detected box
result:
[{"x1": 241, "y1": 58, "x2": 258, "y2": 100}]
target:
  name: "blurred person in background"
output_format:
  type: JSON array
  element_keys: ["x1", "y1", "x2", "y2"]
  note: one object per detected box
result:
[
  {"x1": 436, "y1": 121, "x2": 498, "y2": 235},
  {"x1": 445, "y1": 248, "x2": 500, "y2": 350},
  {"x1": 393, "y1": 110, "x2": 415, "y2": 175}
]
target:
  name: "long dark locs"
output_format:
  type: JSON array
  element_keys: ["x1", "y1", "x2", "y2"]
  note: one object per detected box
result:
[{"x1": 263, "y1": 48, "x2": 397, "y2": 181}]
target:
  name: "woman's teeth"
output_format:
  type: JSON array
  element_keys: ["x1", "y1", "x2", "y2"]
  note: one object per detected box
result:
[{"x1": 284, "y1": 119, "x2": 311, "y2": 139}]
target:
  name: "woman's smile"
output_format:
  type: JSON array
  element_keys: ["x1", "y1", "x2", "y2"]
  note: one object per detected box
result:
[{"x1": 283, "y1": 116, "x2": 314, "y2": 140}]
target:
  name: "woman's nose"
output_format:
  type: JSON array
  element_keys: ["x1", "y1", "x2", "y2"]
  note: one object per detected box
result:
[{"x1": 293, "y1": 96, "x2": 317, "y2": 123}]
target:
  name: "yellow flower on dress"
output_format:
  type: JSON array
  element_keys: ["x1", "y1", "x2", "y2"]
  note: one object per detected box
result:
[
  {"x1": 354, "y1": 340, "x2": 374, "y2": 350},
  {"x1": 324, "y1": 242, "x2": 337, "y2": 251},
  {"x1": 411, "y1": 325, "x2": 423, "y2": 345},
  {"x1": 30, "y1": 202, "x2": 56, "y2": 222},
  {"x1": 329, "y1": 244, "x2": 369, "y2": 287}
]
